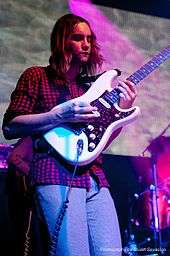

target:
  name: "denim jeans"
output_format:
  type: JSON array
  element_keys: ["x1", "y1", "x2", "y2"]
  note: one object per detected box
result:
[{"x1": 34, "y1": 177, "x2": 122, "y2": 256}]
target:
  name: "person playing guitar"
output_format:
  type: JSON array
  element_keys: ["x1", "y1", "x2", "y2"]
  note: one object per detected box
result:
[{"x1": 3, "y1": 13, "x2": 137, "y2": 256}]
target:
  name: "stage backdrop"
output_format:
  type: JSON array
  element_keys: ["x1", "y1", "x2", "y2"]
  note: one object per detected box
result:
[{"x1": 0, "y1": 0, "x2": 170, "y2": 157}]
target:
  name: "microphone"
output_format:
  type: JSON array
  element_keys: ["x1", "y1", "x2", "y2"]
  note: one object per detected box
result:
[{"x1": 77, "y1": 139, "x2": 84, "y2": 156}]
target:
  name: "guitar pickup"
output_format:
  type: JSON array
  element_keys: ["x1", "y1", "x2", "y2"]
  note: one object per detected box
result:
[{"x1": 99, "y1": 97, "x2": 111, "y2": 109}]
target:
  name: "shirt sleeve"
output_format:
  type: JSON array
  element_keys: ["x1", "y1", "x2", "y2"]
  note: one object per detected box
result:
[{"x1": 3, "y1": 66, "x2": 43, "y2": 126}]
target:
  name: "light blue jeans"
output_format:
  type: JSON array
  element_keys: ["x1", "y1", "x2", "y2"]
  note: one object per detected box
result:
[{"x1": 34, "y1": 177, "x2": 122, "y2": 256}]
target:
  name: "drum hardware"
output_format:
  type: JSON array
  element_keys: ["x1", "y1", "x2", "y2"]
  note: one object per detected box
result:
[
  {"x1": 123, "y1": 192, "x2": 170, "y2": 255},
  {"x1": 132, "y1": 152, "x2": 164, "y2": 253},
  {"x1": 149, "y1": 184, "x2": 160, "y2": 231},
  {"x1": 123, "y1": 194, "x2": 140, "y2": 256},
  {"x1": 123, "y1": 192, "x2": 158, "y2": 256},
  {"x1": 124, "y1": 189, "x2": 170, "y2": 256},
  {"x1": 140, "y1": 125, "x2": 170, "y2": 254},
  {"x1": 123, "y1": 126, "x2": 170, "y2": 255}
]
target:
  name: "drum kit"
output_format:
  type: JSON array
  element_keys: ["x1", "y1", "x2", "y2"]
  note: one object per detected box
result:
[{"x1": 124, "y1": 127, "x2": 170, "y2": 255}]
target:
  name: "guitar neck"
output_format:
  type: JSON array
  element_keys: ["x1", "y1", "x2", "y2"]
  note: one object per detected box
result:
[
  {"x1": 127, "y1": 46, "x2": 170, "y2": 86},
  {"x1": 105, "y1": 45, "x2": 170, "y2": 104}
]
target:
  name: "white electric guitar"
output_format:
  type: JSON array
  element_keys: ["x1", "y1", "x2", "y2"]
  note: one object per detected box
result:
[{"x1": 44, "y1": 46, "x2": 170, "y2": 165}]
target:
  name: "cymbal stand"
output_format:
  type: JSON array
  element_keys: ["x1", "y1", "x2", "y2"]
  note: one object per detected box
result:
[{"x1": 149, "y1": 152, "x2": 163, "y2": 253}]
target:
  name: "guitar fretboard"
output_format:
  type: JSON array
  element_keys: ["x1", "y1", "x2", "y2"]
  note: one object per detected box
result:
[
  {"x1": 107, "y1": 45, "x2": 170, "y2": 104},
  {"x1": 128, "y1": 46, "x2": 170, "y2": 85}
]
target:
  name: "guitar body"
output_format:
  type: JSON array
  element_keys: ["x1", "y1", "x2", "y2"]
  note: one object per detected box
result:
[
  {"x1": 44, "y1": 70, "x2": 140, "y2": 165},
  {"x1": 43, "y1": 45, "x2": 170, "y2": 165}
]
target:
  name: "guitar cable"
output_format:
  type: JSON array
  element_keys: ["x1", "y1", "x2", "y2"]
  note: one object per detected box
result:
[
  {"x1": 48, "y1": 139, "x2": 84, "y2": 256},
  {"x1": 23, "y1": 208, "x2": 33, "y2": 256}
]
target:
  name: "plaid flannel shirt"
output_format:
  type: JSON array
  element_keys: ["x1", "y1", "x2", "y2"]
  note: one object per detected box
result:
[{"x1": 3, "y1": 65, "x2": 110, "y2": 190}]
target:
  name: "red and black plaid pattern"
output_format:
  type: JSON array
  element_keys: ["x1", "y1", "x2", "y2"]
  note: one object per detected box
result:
[{"x1": 3, "y1": 65, "x2": 109, "y2": 189}]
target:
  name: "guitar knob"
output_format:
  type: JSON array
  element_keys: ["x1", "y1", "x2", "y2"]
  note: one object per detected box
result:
[
  {"x1": 89, "y1": 133, "x2": 96, "y2": 140},
  {"x1": 89, "y1": 142, "x2": 96, "y2": 150},
  {"x1": 87, "y1": 124, "x2": 94, "y2": 131}
]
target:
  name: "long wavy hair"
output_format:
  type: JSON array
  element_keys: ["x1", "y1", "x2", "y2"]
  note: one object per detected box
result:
[{"x1": 50, "y1": 14, "x2": 104, "y2": 79}]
